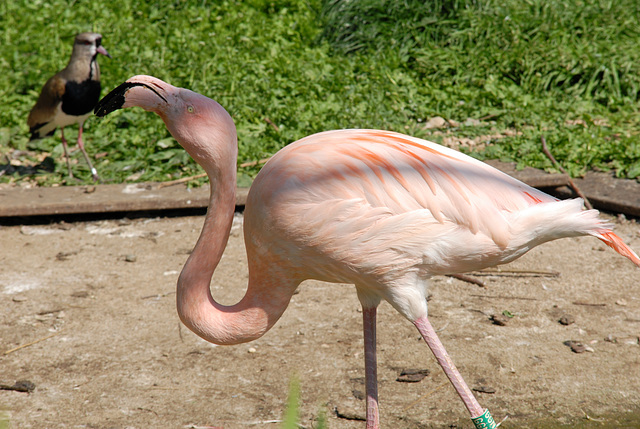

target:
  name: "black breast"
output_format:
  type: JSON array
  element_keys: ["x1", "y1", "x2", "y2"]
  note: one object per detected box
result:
[{"x1": 61, "y1": 79, "x2": 102, "y2": 116}]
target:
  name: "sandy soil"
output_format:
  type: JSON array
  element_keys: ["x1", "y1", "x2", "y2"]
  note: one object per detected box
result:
[{"x1": 1, "y1": 212, "x2": 639, "y2": 429}]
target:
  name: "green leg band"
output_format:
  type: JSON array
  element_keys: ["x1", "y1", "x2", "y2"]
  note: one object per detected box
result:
[{"x1": 471, "y1": 409, "x2": 497, "y2": 429}]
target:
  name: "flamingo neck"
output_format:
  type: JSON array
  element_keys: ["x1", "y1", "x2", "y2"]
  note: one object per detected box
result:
[
  {"x1": 176, "y1": 171, "x2": 301, "y2": 345},
  {"x1": 167, "y1": 99, "x2": 298, "y2": 345},
  {"x1": 175, "y1": 175, "x2": 243, "y2": 343},
  {"x1": 175, "y1": 151, "x2": 290, "y2": 347}
]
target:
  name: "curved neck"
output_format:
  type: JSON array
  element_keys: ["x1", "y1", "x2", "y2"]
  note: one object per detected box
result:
[
  {"x1": 176, "y1": 173, "x2": 249, "y2": 344},
  {"x1": 176, "y1": 173, "x2": 297, "y2": 345},
  {"x1": 175, "y1": 134, "x2": 296, "y2": 345}
]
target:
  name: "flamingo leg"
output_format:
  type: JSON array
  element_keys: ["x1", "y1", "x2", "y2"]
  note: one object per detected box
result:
[
  {"x1": 76, "y1": 122, "x2": 99, "y2": 181},
  {"x1": 362, "y1": 307, "x2": 380, "y2": 429},
  {"x1": 413, "y1": 315, "x2": 485, "y2": 418},
  {"x1": 59, "y1": 127, "x2": 74, "y2": 179}
]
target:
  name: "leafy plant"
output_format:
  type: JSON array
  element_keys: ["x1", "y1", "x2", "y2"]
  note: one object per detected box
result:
[
  {"x1": 1, "y1": 0, "x2": 638, "y2": 185},
  {"x1": 280, "y1": 376, "x2": 327, "y2": 429}
]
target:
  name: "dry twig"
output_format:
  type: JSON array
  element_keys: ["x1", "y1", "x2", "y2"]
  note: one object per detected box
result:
[
  {"x1": 3, "y1": 330, "x2": 63, "y2": 355},
  {"x1": 447, "y1": 268, "x2": 559, "y2": 287},
  {"x1": 541, "y1": 136, "x2": 593, "y2": 209},
  {"x1": 264, "y1": 117, "x2": 280, "y2": 132},
  {"x1": 239, "y1": 157, "x2": 271, "y2": 168},
  {"x1": 156, "y1": 173, "x2": 208, "y2": 188},
  {"x1": 156, "y1": 156, "x2": 272, "y2": 189},
  {"x1": 581, "y1": 409, "x2": 605, "y2": 422},
  {"x1": 470, "y1": 294, "x2": 539, "y2": 301},
  {"x1": 572, "y1": 301, "x2": 607, "y2": 307},
  {"x1": 447, "y1": 273, "x2": 486, "y2": 287},
  {"x1": 470, "y1": 268, "x2": 560, "y2": 278}
]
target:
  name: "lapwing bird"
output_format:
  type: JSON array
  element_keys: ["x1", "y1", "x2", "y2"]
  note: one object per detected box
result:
[{"x1": 27, "y1": 32, "x2": 111, "y2": 181}]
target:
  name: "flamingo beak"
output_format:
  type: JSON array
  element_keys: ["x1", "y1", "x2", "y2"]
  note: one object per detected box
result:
[{"x1": 95, "y1": 80, "x2": 168, "y2": 117}]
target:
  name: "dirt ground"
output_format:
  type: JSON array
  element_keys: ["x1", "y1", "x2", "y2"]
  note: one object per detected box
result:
[{"x1": 1, "y1": 210, "x2": 639, "y2": 429}]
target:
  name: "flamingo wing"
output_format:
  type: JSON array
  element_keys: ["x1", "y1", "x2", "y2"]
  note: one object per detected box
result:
[{"x1": 252, "y1": 129, "x2": 557, "y2": 245}]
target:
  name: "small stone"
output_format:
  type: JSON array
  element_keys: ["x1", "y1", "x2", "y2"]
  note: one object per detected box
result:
[
  {"x1": 12, "y1": 296, "x2": 27, "y2": 303},
  {"x1": 473, "y1": 385, "x2": 496, "y2": 394},
  {"x1": 56, "y1": 222, "x2": 73, "y2": 231},
  {"x1": 396, "y1": 368, "x2": 430, "y2": 383},
  {"x1": 334, "y1": 406, "x2": 366, "y2": 422},
  {"x1": 16, "y1": 380, "x2": 36, "y2": 392},
  {"x1": 247, "y1": 347, "x2": 257, "y2": 353},
  {"x1": 559, "y1": 314, "x2": 575, "y2": 326},
  {"x1": 604, "y1": 334, "x2": 617, "y2": 343},
  {"x1": 424, "y1": 116, "x2": 448, "y2": 129},
  {"x1": 564, "y1": 340, "x2": 594, "y2": 353},
  {"x1": 0, "y1": 380, "x2": 36, "y2": 393},
  {"x1": 352, "y1": 389, "x2": 365, "y2": 400},
  {"x1": 71, "y1": 291, "x2": 90, "y2": 298},
  {"x1": 124, "y1": 254, "x2": 137, "y2": 263},
  {"x1": 490, "y1": 314, "x2": 510, "y2": 326},
  {"x1": 56, "y1": 251, "x2": 78, "y2": 261},
  {"x1": 615, "y1": 299, "x2": 628, "y2": 306}
]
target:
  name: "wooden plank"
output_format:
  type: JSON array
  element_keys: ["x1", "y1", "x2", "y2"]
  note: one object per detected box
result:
[
  {"x1": 3, "y1": 161, "x2": 637, "y2": 219},
  {"x1": 0, "y1": 161, "x2": 570, "y2": 218},
  {"x1": 0, "y1": 182, "x2": 249, "y2": 218},
  {"x1": 552, "y1": 171, "x2": 640, "y2": 217}
]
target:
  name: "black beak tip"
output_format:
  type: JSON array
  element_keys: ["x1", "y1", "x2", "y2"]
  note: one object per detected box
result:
[{"x1": 94, "y1": 81, "x2": 136, "y2": 117}]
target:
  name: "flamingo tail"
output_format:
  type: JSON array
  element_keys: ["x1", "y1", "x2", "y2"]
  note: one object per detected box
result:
[{"x1": 591, "y1": 230, "x2": 640, "y2": 267}]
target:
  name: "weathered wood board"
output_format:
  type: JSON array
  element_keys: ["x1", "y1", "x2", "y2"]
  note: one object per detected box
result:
[
  {"x1": 0, "y1": 182, "x2": 248, "y2": 218},
  {"x1": 552, "y1": 171, "x2": 640, "y2": 217},
  {"x1": 0, "y1": 161, "x2": 638, "y2": 218}
]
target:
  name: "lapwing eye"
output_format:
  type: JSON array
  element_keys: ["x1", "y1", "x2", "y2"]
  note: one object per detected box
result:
[{"x1": 187, "y1": 105, "x2": 195, "y2": 113}]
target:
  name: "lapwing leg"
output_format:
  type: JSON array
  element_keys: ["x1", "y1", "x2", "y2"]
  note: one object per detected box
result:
[
  {"x1": 59, "y1": 127, "x2": 74, "y2": 179},
  {"x1": 76, "y1": 122, "x2": 99, "y2": 181}
]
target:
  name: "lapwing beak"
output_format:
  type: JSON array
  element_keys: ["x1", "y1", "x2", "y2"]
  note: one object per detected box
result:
[{"x1": 97, "y1": 45, "x2": 112, "y2": 59}]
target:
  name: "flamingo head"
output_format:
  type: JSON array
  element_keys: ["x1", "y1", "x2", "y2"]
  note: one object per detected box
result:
[{"x1": 95, "y1": 75, "x2": 237, "y2": 175}]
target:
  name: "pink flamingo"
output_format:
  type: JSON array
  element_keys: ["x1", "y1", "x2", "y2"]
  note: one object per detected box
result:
[{"x1": 95, "y1": 75, "x2": 640, "y2": 429}]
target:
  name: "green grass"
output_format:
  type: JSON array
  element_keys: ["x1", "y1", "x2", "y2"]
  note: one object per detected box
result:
[
  {"x1": 1, "y1": 0, "x2": 639, "y2": 185},
  {"x1": 0, "y1": 410, "x2": 9, "y2": 429},
  {"x1": 280, "y1": 377, "x2": 327, "y2": 429}
]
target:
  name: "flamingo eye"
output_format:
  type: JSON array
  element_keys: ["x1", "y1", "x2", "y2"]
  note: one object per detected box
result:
[{"x1": 187, "y1": 105, "x2": 195, "y2": 113}]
